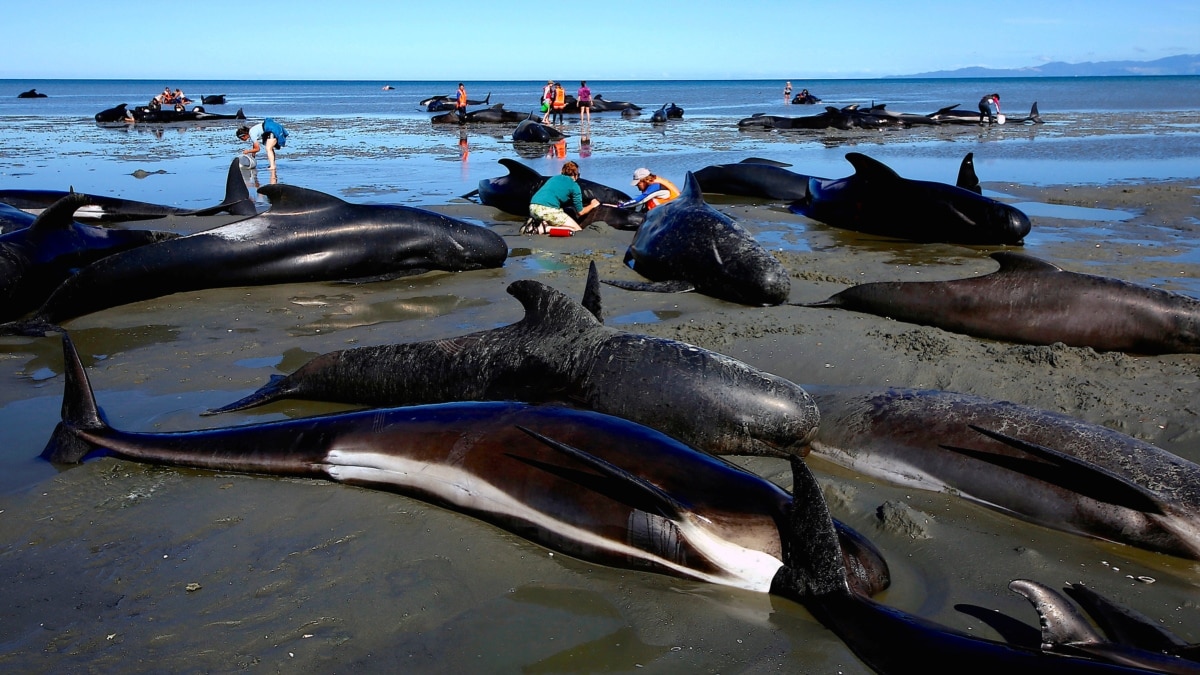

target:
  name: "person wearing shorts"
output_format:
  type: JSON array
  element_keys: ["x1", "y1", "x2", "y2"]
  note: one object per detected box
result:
[
  {"x1": 577, "y1": 81, "x2": 592, "y2": 122},
  {"x1": 237, "y1": 118, "x2": 289, "y2": 171},
  {"x1": 528, "y1": 161, "x2": 599, "y2": 233}
]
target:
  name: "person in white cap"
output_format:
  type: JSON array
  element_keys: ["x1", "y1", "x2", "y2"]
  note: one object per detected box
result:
[{"x1": 618, "y1": 168, "x2": 680, "y2": 211}]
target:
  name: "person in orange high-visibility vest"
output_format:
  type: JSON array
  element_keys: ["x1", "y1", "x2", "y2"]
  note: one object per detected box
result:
[
  {"x1": 455, "y1": 83, "x2": 468, "y2": 122},
  {"x1": 619, "y1": 168, "x2": 681, "y2": 210},
  {"x1": 550, "y1": 83, "x2": 567, "y2": 124}
]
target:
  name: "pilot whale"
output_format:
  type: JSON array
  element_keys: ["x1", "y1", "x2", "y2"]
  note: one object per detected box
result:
[
  {"x1": 604, "y1": 172, "x2": 791, "y2": 306},
  {"x1": 806, "y1": 385, "x2": 1200, "y2": 560},
  {"x1": 206, "y1": 275, "x2": 821, "y2": 459},
  {"x1": 2, "y1": 184, "x2": 507, "y2": 334},
  {"x1": 802, "y1": 251, "x2": 1200, "y2": 354},
  {"x1": 0, "y1": 193, "x2": 177, "y2": 321},
  {"x1": 44, "y1": 332, "x2": 887, "y2": 600}
]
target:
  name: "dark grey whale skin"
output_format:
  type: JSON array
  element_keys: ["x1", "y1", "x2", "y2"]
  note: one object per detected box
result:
[
  {"x1": 2, "y1": 183, "x2": 508, "y2": 334},
  {"x1": 804, "y1": 251, "x2": 1200, "y2": 355},
  {"x1": 206, "y1": 278, "x2": 820, "y2": 459}
]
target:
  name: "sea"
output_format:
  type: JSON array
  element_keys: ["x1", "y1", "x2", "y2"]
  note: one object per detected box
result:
[{"x1": 2, "y1": 77, "x2": 1198, "y2": 211}]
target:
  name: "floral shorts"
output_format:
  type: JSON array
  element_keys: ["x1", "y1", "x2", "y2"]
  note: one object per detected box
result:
[{"x1": 529, "y1": 203, "x2": 578, "y2": 228}]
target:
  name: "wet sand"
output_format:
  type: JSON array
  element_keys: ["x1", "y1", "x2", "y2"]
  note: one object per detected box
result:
[{"x1": 1, "y1": 121, "x2": 1199, "y2": 671}]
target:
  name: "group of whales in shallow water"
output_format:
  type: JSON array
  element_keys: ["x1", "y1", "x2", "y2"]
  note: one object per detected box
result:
[{"x1": 3, "y1": 141, "x2": 1199, "y2": 671}]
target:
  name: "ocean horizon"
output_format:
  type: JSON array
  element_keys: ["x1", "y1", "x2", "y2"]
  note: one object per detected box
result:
[{"x1": 1, "y1": 76, "x2": 1198, "y2": 211}]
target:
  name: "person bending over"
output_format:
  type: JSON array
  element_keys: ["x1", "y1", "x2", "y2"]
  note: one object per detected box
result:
[
  {"x1": 237, "y1": 118, "x2": 289, "y2": 171},
  {"x1": 618, "y1": 168, "x2": 680, "y2": 211},
  {"x1": 528, "y1": 161, "x2": 599, "y2": 233},
  {"x1": 978, "y1": 93, "x2": 1000, "y2": 124}
]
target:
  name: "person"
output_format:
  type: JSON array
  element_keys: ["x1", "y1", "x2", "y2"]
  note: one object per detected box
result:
[
  {"x1": 527, "y1": 161, "x2": 599, "y2": 233},
  {"x1": 174, "y1": 88, "x2": 190, "y2": 105},
  {"x1": 978, "y1": 93, "x2": 1001, "y2": 124},
  {"x1": 160, "y1": 87, "x2": 174, "y2": 105},
  {"x1": 784, "y1": 81, "x2": 792, "y2": 104},
  {"x1": 577, "y1": 81, "x2": 592, "y2": 122},
  {"x1": 455, "y1": 83, "x2": 468, "y2": 122},
  {"x1": 540, "y1": 80, "x2": 555, "y2": 123},
  {"x1": 237, "y1": 118, "x2": 289, "y2": 171},
  {"x1": 550, "y1": 83, "x2": 566, "y2": 125},
  {"x1": 618, "y1": 168, "x2": 680, "y2": 211}
]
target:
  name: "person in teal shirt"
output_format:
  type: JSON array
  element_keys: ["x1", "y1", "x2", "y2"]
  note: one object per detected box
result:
[{"x1": 528, "y1": 161, "x2": 599, "y2": 233}]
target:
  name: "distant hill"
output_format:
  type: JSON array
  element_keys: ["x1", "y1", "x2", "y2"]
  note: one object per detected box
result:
[{"x1": 899, "y1": 54, "x2": 1200, "y2": 78}]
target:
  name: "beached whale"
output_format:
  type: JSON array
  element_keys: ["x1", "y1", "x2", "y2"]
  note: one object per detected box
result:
[
  {"x1": 803, "y1": 251, "x2": 1200, "y2": 354},
  {"x1": 431, "y1": 103, "x2": 534, "y2": 125},
  {"x1": 105, "y1": 105, "x2": 247, "y2": 125},
  {"x1": 473, "y1": 158, "x2": 631, "y2": 219},
  {"x1": 511, "y1": 119, "x2": 566, "y2": 142},
  {"x1": 0, "y1": 194, "x2": 178, "y2": 321},
  {"x1": 206, "y1": 275, "x2": 820, "y2": 459},
  {"x1": 589, "y1": 95, "x2": 641, "y2": 113},
  {"x1": 927, "y1": 102, "x2": 1043, "y2": 125},
  {"x1": 806, "y1": 385, "x2": 1200, "y2": 560},
  {"x1": 200, "y1": 94, "x2": 227, "y2": 105},
  {"x1": 787, "y1": 152, "x2": 1031, "y2": 245},
  {"x1": 17, "y1": 89, "x2": 47, "y2": 99},
  {"x1": 93, "y1": 103, "x2": 130, "y2": 123},
  {"x1": 0, "y1": 158, "x2": 257, "y2": 222},
  {"x1": 44, "y1": 332, "x2": 887, "y2": 601},
  {"x1": 694, "y1": 158, "x2": 815, "y2": 200},
  {"x1": 604, "y1": 172, "x2": 791, "y2": 306},
  {"x1": 424, "y1": 92, "x2": 491, "y2": 111},
  {"x1": 1, "y1": 184, "x2": 508, "y2": 334},
  {"x1": 758, "y1": 446, "x2": 1195, "y2": 673}
]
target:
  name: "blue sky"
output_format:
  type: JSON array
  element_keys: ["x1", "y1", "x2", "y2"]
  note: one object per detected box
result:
[{"x1": 4, "y1": 1, "x2": 1196, "y2": 80}]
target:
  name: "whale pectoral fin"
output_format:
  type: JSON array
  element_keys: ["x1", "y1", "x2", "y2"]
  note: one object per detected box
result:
[
  {"x1": 513, "y1": 426, "x2": 686, "y2": 519},
  {"x1": 202, "y1": 374, "x2": 291, "y2": 416},
  {"x1": 941, "y1": 425, "x2": 1164, "y2": 514},
  {"x1": 602, "y1": 279, "x2": 696, "y2": 294}
]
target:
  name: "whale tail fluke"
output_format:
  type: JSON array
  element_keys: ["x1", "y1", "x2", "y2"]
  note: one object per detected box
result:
[
  {"x1": 41, "y1": 333, "x2": 108, "y2": 464},
  {"x1": 188, "y1": 158, "x2": 257, "y2": 217},
  {"x1": 1029, "y1": 102, "x2": 1042, "y2": 124}
]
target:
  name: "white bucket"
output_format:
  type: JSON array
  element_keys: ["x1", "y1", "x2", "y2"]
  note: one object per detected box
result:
[
  {"x1": 996, "y1": 114, "x2": 1006, "y2": 125},
  {"x1": 238, "y1": 154, "x2": 257, "y2": 169}
]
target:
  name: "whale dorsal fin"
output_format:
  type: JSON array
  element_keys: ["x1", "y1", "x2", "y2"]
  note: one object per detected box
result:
[
  {"x1": 990, "y1": 252, "x2": 1064, "y2": 274},
  {"x1": 956, "y1": 152, "x2": 981, "y2": 194},
  {"x1": 498, "y1": 158, "x2": 545, "y2": 183},
  {"x1": 256, "y1": 184, "x2": 349, "y2": 213},
  {"x1": 189, "y1": 158, "x2": 256, "y2": 217},
  {"x1": 507, "y1": 279, "x2": 601, "y2": 332},
  {"x1": 844, "y1": 153, "x2": 901, "y2": 183},
  {"x1": 582, "y1": 261, "x2": 603, "y2": 323},
  {"x1": 676, "y1": 171, "x2": 704, "y2": 204},
  {"x1": 27, "y1": 193, "x2": 90, "y2": 240},
  {"x1": 1009, "y1": 580, "x2": 1107, "y2": 648}
]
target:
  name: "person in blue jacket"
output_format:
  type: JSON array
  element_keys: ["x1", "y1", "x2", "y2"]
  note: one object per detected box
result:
[{"x1": 237, "y1": 118, "x2": 289, "y2": 171}]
